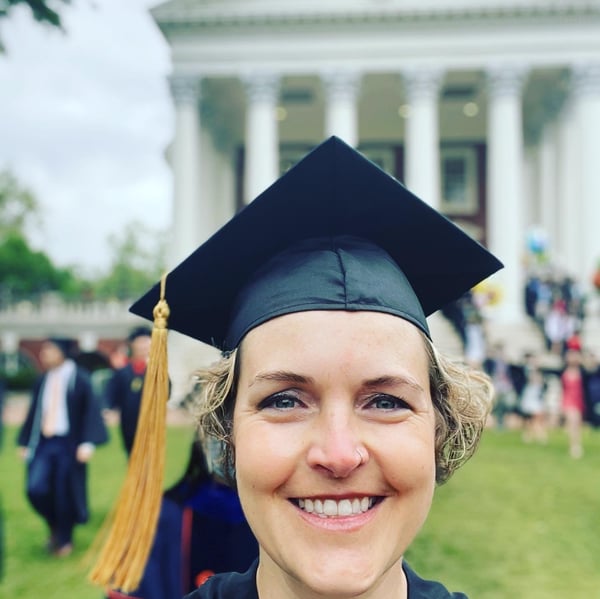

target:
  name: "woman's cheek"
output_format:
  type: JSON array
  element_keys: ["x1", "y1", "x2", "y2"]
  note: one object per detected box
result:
[{"x1": 235, "y1": 421, "x2": 301, "y2": 483}]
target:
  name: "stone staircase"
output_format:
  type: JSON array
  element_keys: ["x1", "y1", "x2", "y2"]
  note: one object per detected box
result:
[
  {"x1": 428, "y1": 312, "x2": 548, "y2": 364},
  {"x1": 429, "y1": 299, "x2": 600, "y2": 369}
]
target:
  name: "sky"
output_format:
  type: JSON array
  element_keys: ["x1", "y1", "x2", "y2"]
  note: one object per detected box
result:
[{"x1": 0, "y1": 0, "x2": 173, "y2": 274}]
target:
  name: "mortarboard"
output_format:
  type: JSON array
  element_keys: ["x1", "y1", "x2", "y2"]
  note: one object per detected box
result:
[
  {"x1": 130, "y1": 136, "x2": 502, "y2": 351},
  {"x1": 91, "y1": 136, "x2": 502, "y2": 592}
]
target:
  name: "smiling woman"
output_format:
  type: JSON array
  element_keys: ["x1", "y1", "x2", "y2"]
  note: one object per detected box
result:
[{"x1": 94, "y1": 136, "x2": 502, "y2": 599}]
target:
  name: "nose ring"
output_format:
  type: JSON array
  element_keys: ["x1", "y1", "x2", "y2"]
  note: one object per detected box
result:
[{"x1": 356, "y1": 448, "x2": 365, "y2": 466}]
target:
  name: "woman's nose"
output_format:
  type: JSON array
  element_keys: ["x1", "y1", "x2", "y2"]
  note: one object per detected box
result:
[{"x1": 306, "y1": 411, "x2": 369, "y2": 478}]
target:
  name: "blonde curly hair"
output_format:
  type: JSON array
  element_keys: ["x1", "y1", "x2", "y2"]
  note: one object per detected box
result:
[{"x1": 191, "y1": 331, "x2": 493, "y2": 485}]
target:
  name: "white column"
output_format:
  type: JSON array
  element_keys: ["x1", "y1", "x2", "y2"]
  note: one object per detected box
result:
[
  {"x1": 572, "y1": 63, "x2": 600, "y2": 291},
  {"x1": 556, "y1": 95, "x2": 582, "y2": 276},
  {"x1": 537, "y1": 120, "x2": 559, "y2": 255},
  {"x1": 322, "y1": 70, "x2": 361, "y2": 147},
  {"x1": 243, "y1": 72, "x2": 280, "y2": 203},
  {"x1": 169, "y1": 75, "x2": 203, "y2": 267},
  {"x1": 1, "y1": 331, "x2": 20, "y2": 375},
  {"x1": 522, "y1": 146, "x2": 538, "y2": 229},
  {"x1": 402, "y1": 68, "x2": 443, "y2": 209},
  {"x1": 486, "y1": 65, "x2": 527, "y2": 322}
]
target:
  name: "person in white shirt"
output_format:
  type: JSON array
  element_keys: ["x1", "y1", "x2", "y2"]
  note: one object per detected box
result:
[{"x1": 17, "y1": 337, "x2": 108, "y2": 556}]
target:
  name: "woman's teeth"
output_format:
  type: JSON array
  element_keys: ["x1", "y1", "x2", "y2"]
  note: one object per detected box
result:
[{"x1": 297, "y1": 497, "x2": 375, "y2": 517}]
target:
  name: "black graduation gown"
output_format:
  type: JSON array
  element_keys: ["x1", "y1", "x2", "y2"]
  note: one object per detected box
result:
[
  {"x1": 108, "y1": 480, "x2": 258, "y2": 599},
  {"x1": 184, "y1": 559, "x2": 468, "y2": 598},
  {"x1": 17, "y1": 366, "x2": 108, "y2": 523},
  {"x1": 586, "y1": 366, "x2": 600, "y2": 426},
  {"x1": 105, "y1": 363, "x2": 145, "y2": 454}
]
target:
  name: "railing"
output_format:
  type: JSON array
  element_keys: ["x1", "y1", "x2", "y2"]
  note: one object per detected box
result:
[
  {"x1": 0, "y1": 296, "x2": 144, "y2": 345},
  {"x1": 0, "y1": 298, "x2": 135, "y2": 323}
]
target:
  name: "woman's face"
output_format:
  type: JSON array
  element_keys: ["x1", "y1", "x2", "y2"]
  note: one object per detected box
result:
[{"x1": 233, "y1": 310, "x2": 436, "y2": 597}]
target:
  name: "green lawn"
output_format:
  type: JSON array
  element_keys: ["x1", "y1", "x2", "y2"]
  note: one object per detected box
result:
[{"x1": 1, "y1": 423, "x2": 599, "y2": 598}]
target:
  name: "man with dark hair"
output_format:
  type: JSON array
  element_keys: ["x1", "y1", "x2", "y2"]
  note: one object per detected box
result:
[
  {"x1": 17, "y1": 337, "x2": 108, "y2": 556},
  {"x1": 105, "y1": 326, "x2": 152, "y2": 455}
]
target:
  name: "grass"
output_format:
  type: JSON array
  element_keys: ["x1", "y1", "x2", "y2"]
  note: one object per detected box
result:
[
  {"x1": 1, "y1": 421, "x2": 197, "y2": 598},
  {"x1": 406, "y1": 428, "x2": 600, "y2": 598},
  {"x1": 1, "y1": 422, "x2": 600, "y2": 598}
]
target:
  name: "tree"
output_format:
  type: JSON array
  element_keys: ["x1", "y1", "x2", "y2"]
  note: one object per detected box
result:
[
  {"x1": 0, "y1": 170, "x2": 90, "y2": 304},
  {"x1": 95, "y1": 221, "x2": 167, "y2": 301},
  {"x1": 0, "y1": 170, "x2": 166, "y2": 304},
  {"x1": 0, "y1": 231, "x2": 82, "y2": 304},
  {"x1": 0, "y1": 0, "x2": 71, "y2": 51},
  {"x1": 0, "y1": 169, "x2": 40, "y2": 237}
]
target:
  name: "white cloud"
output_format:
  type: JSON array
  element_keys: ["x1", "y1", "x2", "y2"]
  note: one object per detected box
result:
[{"x1": 0, "y1": 0, "x2": 173, "y2": 273}]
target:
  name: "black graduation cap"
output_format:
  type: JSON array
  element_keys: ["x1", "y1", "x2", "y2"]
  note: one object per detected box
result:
[{"x1": 130, "y1": 136, "x2": 502, "y2": 351}]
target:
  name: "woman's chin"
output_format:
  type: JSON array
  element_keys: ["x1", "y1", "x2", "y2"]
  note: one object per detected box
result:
[
  {"x1": 289, "y1": 558, "x2": 401, "y2": 597},
  {"x1": 299, "y1": 572, "x2": 373, "y2": 597}
]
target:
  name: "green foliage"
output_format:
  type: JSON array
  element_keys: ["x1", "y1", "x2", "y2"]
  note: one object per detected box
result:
[
  {"x1": 0, "y1": 169, "x2": 39, "y2": 237},
  {"x1": 0, "y1": 1, "x2": 70, "y2": 52},
  {"x1": 0, "y1": 364, "x2": 37, "y2": 390},
  {"x1": 0, "y1": 349, "x2": 38, "y2": 390},
  {"x1": 0, "y1": 231, "x2": 85, "y2": 303},
  {"x1": 0, "y1": 169, "x2": 164, "y2": 304},
  {"x1": 94, "y1": 220, "x2": 167, "y2": 301},
  {"x1": 0, "y1": 0, "x2": 70, "y2": 31}
]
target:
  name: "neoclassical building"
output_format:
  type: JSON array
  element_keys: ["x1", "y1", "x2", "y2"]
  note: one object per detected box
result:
[{"x1": 151, "y1": 0, "x2": 600, "y2": 328}]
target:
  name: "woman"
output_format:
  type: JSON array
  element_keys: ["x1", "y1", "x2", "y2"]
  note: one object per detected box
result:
[
  {"x1": 561, "y1": 348, "x2": 586, "y2": 458},
  {"x1": 121, "y1": 137, "x2": 501, "y2": 598}
]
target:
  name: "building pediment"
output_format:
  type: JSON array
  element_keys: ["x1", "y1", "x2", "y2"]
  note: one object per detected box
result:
[{"x1": 152, "y1": 0, "x2": 600, "y2": 31}]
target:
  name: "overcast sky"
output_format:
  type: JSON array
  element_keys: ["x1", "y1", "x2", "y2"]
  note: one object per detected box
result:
[{"x1": 0, "y1": 0, "x2": 173, "y2": 274}]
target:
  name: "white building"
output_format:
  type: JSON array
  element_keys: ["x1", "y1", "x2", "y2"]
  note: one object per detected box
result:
[{"x1": 148, "y1": 0, "x2": 600, "y2": 377}]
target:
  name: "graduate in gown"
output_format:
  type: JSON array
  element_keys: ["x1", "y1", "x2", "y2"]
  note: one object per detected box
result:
[
  {"x1": 108, "y1": 438, "x2": 257, "y2": 599},
  {"x1": 93, "y1": 137, "x2": 502, "y2": 598},
  {"x1": 17, "y1": 337, "x2": 108, "y2": 555},
  {"x1": 105, "y1": 326, "x2": 152, "y2": 455}
]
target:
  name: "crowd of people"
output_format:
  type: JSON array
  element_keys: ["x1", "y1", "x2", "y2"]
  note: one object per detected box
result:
[
  {"x1": 483, "y1": 342, "x2": 600, "y2": 458},
  {"x1": 14, "y1": 329, "x2": 258, "y2": 599},
  {"x1": 524, "y1": 267, "x2": 586, "y2": 355},
  {"x1": 438, "y1": 263, "x2": 599, "y2": 460}
]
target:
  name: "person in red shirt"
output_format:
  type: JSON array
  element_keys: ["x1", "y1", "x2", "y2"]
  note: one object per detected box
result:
[{"x1": 561, "y1": 348, "x2": 587, "y2": 458}]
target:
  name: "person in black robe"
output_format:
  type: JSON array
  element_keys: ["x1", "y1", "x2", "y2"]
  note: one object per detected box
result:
[
  {"x1": 105, "y1": 326, "x2": 152, "y2": 455},
  {"x1": 17, "y1": 337, "x2": 108, "y2": 556},
  {"x1": 107, "y1": 438, "x2": 258, "y2": 599}
]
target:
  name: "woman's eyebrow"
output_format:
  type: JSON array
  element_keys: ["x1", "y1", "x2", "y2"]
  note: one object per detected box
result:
[
  {"x1": 362, "y1": 375, "x2": 425, "y2": 394},
  {"x1": 249, "y1": 372, "x2": 425, "y2": 393},
  {"x1": 249, "y1": 370, "x2": 314, "y2": 387}
]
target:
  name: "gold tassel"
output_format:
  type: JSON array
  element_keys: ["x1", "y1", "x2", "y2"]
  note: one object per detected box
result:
[{"x1": 89, "y1": 274, "x2": 170, "y2": 592}]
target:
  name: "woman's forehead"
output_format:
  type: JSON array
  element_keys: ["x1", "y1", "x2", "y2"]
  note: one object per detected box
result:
[{"x1": 239, "y1": 310, "x2": 429, "y2": 373}]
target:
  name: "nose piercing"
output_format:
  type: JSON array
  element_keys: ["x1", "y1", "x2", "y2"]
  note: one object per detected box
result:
[{"x1": 356, "y1": 448, "x2": 365, "y2": 466}]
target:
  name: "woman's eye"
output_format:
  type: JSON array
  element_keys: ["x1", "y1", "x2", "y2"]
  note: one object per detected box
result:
[
  {"x1": 367, "y1": 394, "x2": 409, "y2": 411},
  {"x1": 258, "y1": 392, "x2": 302, "y2": 410}
]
